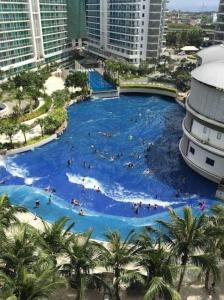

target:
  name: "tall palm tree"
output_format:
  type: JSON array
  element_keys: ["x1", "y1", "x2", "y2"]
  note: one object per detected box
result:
[
  {"x1": 99, "y1": 230, "x2": 140, "y2": 300},
  {"x1": 62, "y1": 229, "x2": 102, "y2": 300},
  {"x1": 39, "y1": 216, "x2": 74, "y2": 260},
  {"x1": 156, "y1": 206, "x2": 208, "y2": 292},
  {"x1": 0, "y1": 194, "x2": 26, "y2": 228},
  {"x1": 19, "y1": 124, "x2": 30, "y2": 144},
  {"x1": 0, "y1": 259, "x2": 65, "y2": 300},
  {"x1": 137, "y1": 229, "x2": 180, "y2": 300},
  {"x1": 0, "y1": 224, "x2": 39, "y2": 276}
]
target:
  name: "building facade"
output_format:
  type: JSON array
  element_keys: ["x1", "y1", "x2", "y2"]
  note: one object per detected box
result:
[
  {"x1": 0, "y1": 0, "x2": 86, "y2": 77},
  {"x1": 214, "y1": 0, "x2": 224, "y2": 44},
  {"x1": 180, "y1": 45, "x2": 224, "y2": 183},
  {"x1": 86, "y1": 0, "x2": 166, "y2": 65}
]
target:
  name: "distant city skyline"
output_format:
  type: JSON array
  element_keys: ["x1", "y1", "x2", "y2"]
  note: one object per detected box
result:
[{"x1": 168, "y1": 0, "x2": 219, "y2": 11}]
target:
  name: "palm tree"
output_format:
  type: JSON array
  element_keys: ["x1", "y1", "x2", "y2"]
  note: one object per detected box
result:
[
  {"x1": 62, "y1": 229, "x2": 102, "y2": 300},
  {"x1": 36, "y1": 118, "x2": 45, "y2": 137},
  {"x1": 0, "y1": 121, "x2": 19, "y2": 146},
  {"x1": 0, "y1": 224, "x2": 39, "y2": 276},
  {"x1": 19, "y1": 124, "x2": 30, "y2": 144},
  {"x1": 40, "y1": 216, "x2": 74, "y2": 259},
  {"x1": 0, "y1": 259, "x2": 65, "y2": 300},
  {"x1": 156, "y1": 206, "x2": 208, "y2": 292},
  {"x1": 0, "y1": 194, "x2": 26, "y2": 228},
  {"x1": 15, "y1": 89, "x2": 23, "y2": 114},
  {"x1": 99, "y1": 230, "x2": 140, "y2": 300},
  {"x1": 137, "y1": 229, "x2": 180, "y2": 300}
]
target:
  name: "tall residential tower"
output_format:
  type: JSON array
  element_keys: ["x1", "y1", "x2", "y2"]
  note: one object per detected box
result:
[
  {"x1": 86, "y1": 0, "x2": 166, "y2": 65},
  {"x1": 214, "y1": 0, "x2": 224, "y2": 43},
  {"x1": 0, "y1": 0, "x2": 86, "y2": 76}
]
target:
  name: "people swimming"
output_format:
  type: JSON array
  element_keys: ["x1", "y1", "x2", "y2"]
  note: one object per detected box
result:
[
  {"x1": 47, "y1": 195, "x2": 52, "y2": 205},
  {"x1": 96, "y1": 186, "x2": 101, "y2": 193},
  {"x1": 199, "y1": 200, "x2": 206, "y2": 211},
  {"x1": 34, "y1": 199, "x2": 40, "y2": 208},
  {"x1": 79, "y1": 209, "x2": 85, "y2": 216},
  {"x1": 67, "y1": 159, "x2": 73, "y2": 167}
]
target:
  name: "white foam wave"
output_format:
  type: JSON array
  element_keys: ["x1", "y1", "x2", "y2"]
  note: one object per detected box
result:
[
  {"x1": 66, "y1": 173, "x2": 178, "y2": 207},
  {"x1": 0, "y1": 155, "x2": 39, "y2": 185}
]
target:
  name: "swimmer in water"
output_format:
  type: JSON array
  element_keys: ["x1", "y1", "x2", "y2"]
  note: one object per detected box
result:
[
  {"x1": 74, "y1": 199, "x2": 80, "y2": 206},
  {"x1": 79, "y1": 209, "x2": 84, "y2": 216},
  {"x1": 47, "y1": 194, "x2": 52, "y2": 205},
  {"x1": 96, "y1": 187, "x2": 101, "y2": 193},
  {"x1": 34, "y1": 199, "x2": 40, "y2": 209}
]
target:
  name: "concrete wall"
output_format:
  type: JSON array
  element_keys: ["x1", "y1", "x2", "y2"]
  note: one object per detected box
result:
[
  {"x1": 191, "y1": 119, "x2": 224, "y2": 150},
  {"x1": 186, "y1": 140, "x2": 224, "y2": 180},
  {"x1": 189, "y1": 79, "x2": 224, "y2": 123},
  {"x1": 120, "y1": 87, "x2": 177, "y2": 98},
  {"x1": 7, "y1": 134, "x2": 57, "y2": 156}
]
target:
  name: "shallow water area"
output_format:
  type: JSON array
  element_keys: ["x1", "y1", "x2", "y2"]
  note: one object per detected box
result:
[{"x1": 0, "y1": 94, "x2": 219, "y2": 239}]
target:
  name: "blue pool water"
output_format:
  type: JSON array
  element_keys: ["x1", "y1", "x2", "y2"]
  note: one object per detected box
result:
[
  {"x1": 89, "y1": 70, "x2": 115, "y2": 92},
  {"x1": 0, "y1": 95, "x2": 219, "y2": 239}
]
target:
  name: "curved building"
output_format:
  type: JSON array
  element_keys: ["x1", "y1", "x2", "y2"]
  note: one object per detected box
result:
[{"x1": 180, "y1": 45, "x2": 224, "y2": 183}]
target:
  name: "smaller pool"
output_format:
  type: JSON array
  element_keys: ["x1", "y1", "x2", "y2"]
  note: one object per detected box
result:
[{"x1": 89, "y1": 70, "x2": 115, "y2": 92}]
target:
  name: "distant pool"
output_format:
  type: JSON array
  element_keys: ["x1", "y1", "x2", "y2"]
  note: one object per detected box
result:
[
  {"x1": 0, "y1": 95, "x2": 219, "y2": 239},
  {"x1": 89, "y1": 70, "x2": 115, "y2": 92}
]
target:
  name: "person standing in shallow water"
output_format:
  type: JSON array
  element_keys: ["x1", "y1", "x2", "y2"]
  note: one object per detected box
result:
[
  {"x1": 47, "y1": 194, "x2": 52, "y2": 205},
  {"x1": 34, "y1": 199, "x2": 40, "y2": 208}
]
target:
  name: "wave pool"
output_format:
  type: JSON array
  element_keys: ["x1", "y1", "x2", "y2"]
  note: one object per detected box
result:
[{"x1": 0, "y1": 94, "x2": 219, "y2": 239}]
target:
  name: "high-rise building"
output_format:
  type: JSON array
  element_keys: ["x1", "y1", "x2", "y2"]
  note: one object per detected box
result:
[
  {"x1": 86, "y1": 0, "x2": 166, "y2": 65},
  {"x1": 214, "y1": 0, "x2": 224, "y2": 44},
  {"x1": 0, "y1": 0, "x2": 86, "y2": 76},
  {"x1": 180, "y1": 45, "x2": 224, "y2": 183}
]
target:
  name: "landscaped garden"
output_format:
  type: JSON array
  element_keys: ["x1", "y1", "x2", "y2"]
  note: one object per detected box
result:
[{"x1": 0, "y1": 67, "x2": 89, "y2": 152}]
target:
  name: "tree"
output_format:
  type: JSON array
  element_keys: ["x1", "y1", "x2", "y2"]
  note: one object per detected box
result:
[
  {"x1": 40, "y1": 217, "x2": 74, "y2": 259},
  {"x1": 0, "y1": 258, "x2": 65, "y2": 300},
  {"x1": 137, "y1": 229, "x2": 180, "y2": 300},
  {"x1": 36, "y1": 118, "x2": 45, "y2": 137},
  {"x1": 0, "y1": 194, "x2": 26, "y2": 229},
  {"x1": 62, "y1": 230, "x2": 102, "y2": 300},
  {"x1": 19, "y1": 124, "x2": 30, "y2": 144},
  {"x1": 99, "y1": 230, "x2": 140, "y2": 300},
  {"x1": 65, "y1": 72, "x2": 88, "y2": 90},
  {"x1": 156, "y1": 206, "x2": 208, "y2": 292},
  {"x1": 15, "y1": 89, "x2": 23, "y2": 113},
  {"x1": 0, "y1": 120, "x2": 19, "y2": 145}
]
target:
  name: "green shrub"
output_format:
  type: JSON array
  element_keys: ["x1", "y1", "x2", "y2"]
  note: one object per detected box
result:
[
  {"x1": 44, "y1": 108, "x2": 67, "y2": 134},
  {"x1": 120, "y1": 84, "x2": 177, "y2": 94},
  {"x1": 18, "y1": 96, "x2": 52, "y2": 122}
]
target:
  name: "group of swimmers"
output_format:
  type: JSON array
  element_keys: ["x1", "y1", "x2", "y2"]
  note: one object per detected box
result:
[
  {"x1": 71, "y1": 198, "x2": 85, "y2": 216},
  {"x1": 132, "y1": 201, "x2": 159, "y2": 215},
  {"x1": 34, "y1": 194, "x2": 52, "y2": 208}
]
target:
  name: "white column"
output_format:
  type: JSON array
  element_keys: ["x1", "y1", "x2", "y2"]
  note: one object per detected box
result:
[
  {"x1": 28, "y1": 0, "x2": 44, "y2": 61},
  {"x1": 100, "y1": 0, "x2": 108, "y2": 51}
]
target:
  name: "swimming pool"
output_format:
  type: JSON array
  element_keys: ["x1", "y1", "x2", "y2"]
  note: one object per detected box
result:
[
  {"x1": 0, "y1": 95, "x2": 219, "y2": 239},
  {"x1": 89, "y1": 70, "x2": 115, "y2": 92}
]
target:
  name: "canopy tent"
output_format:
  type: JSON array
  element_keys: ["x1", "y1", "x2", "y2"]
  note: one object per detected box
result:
[{"x1": 181, "y1": 46, "x2": 199, "y2": 52}]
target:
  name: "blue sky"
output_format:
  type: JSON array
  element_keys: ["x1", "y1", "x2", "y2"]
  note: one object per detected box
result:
[{"x1": 168, "y1": 0, "x2": 219, "y2": 11}]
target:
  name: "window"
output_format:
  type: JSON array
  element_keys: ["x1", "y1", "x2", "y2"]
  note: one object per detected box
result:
[
  {"x1": 189, "y1": 146, "x2": 195, "y2": 155},
  {"x1": 203, "y1": 126, "x2": 207, "y2": 134},
  {"x1": 217, "y1": 132, "x2": 222, "y2": 140},
  {"x1": 206, "y1": 157, "x2": 215, "y2": 167}
]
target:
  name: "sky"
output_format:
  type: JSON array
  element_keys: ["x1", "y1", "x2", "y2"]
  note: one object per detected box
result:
[{"x1": 168, "y1": 0, "x2": 219, "y2": 11}]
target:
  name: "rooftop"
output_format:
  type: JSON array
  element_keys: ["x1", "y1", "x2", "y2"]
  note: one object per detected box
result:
[
  {"x1": 192, "y1": 60, "x2": 224, "y2": 90},
  {"x1": 197, "y1": 44, "x2": 224, "y2": 65}
]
